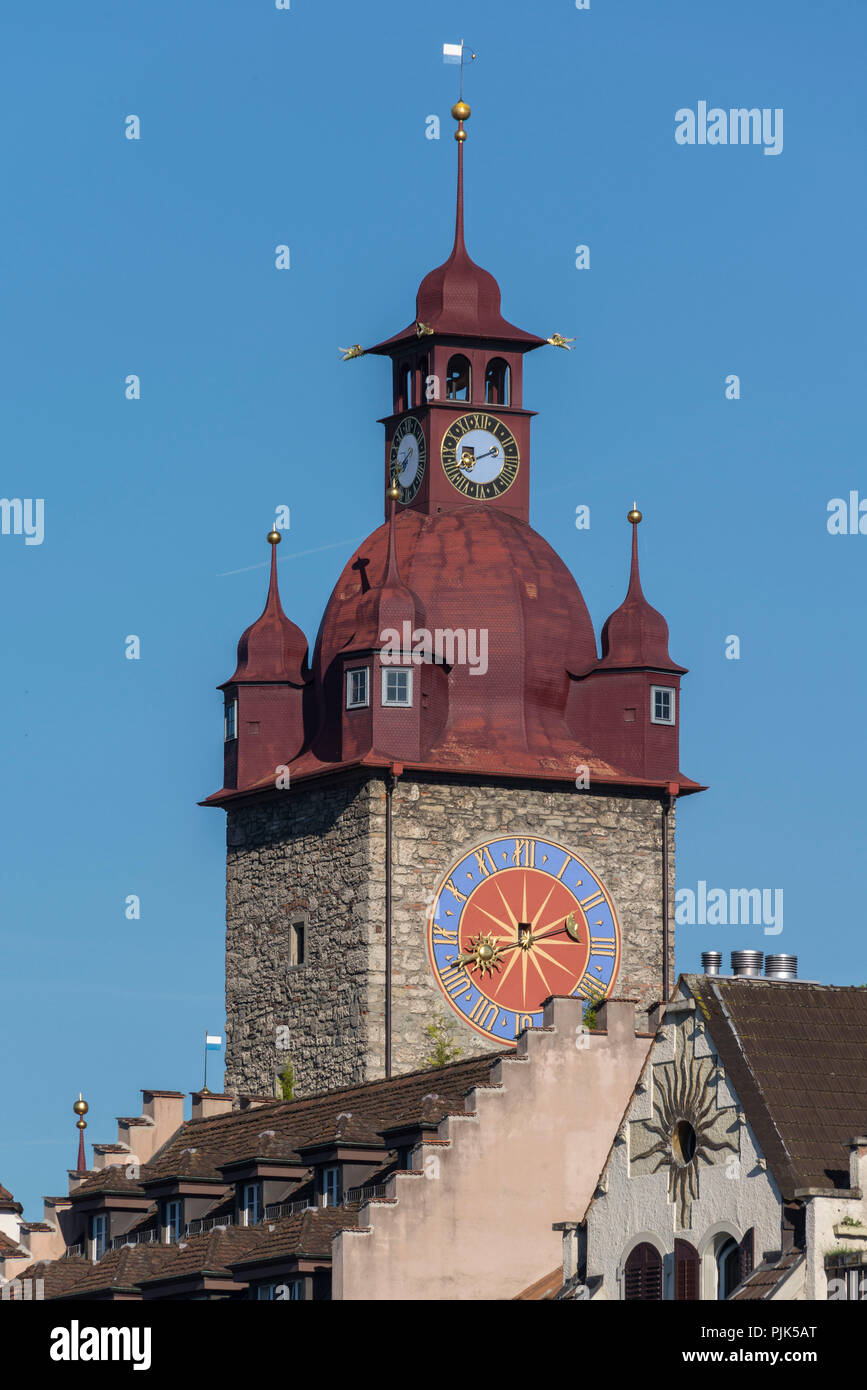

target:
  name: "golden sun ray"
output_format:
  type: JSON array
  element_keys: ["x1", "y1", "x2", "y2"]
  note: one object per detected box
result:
[
  {"x1": 529, "y1": 883, "x2": 557, "y2": 929},
  {"x1": 494, "y1": 880, "x2": 520, "y2": 932},
  {"x1": 491, "y1": 946, "x2": 523, "y2": 996},
  {"x1": 527, "y1": 951, "x2": 554, "y2": 996},
  {"x1": 471, "y1": 903, "x2": 513, "y2": 935},
  {"x1": 531, "y1": 944, "x2": 573, "y2": 976}
]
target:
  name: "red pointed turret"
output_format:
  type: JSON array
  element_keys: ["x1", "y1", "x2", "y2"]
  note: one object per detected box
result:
[
  {"x1": 217, "y1": 531, "x2": 311, "y2": 792},
  {"x1": 228, "y1": 531, "x2": 308, "y2": 685},
  {"x1": 599, "y1": 506, "x2": 686, "y2": 674},
  {"x1": 369, "y1": 102, "x2": 545, "y2": 353}
]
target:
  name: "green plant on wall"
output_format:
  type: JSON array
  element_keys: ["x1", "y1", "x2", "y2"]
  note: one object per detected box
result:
[
  {"x1": 278, "y1": 1056, "x2": 295, "y2": 1101},
  {"x1": 424, "y1": 1012, "x2": 464, "y2": 1068}
]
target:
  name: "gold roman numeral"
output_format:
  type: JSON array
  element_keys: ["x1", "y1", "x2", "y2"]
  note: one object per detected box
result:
[
  {"x1": 440, "y1": 965, "x2": 473, "y2": 997},
  {"x1": 469, "y1": 997, "x2": 497, "y2": 1029},
  {"x1": 512, "y1": 838, "x2": 536, "y2": 867},
  {"x1": 474, "y1": 846, "x2": 497, "y2": 878},
  {"x1": 433, "y1": 928, "x2": 458, "y2": 945},
  {"x1": 579, "y1": 891, "x2": 605, "y2": 911},
  {"x1": 444, "y1": 878, "x2": 468, "y2": 903}
]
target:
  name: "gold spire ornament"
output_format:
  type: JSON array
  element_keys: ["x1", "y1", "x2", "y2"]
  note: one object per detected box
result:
[
  {"x1": 386, "y1": 480, "x2": 401, "y2": 503},
  {"x1": 267, "y1": 528, "x2": 282, "y2": 546},
  {"x1": 546, "y1": 333, "x2": 576, "y2": 350},
  {"x1": 628, "y1": 502, "x2": 643, "y2": 525},
  {"x1": 73, "y1": 1092, "x2": 88, "y2": 1123},
  {"x1": 339, "y1": 344, "x2": 365, "y2": 360}
]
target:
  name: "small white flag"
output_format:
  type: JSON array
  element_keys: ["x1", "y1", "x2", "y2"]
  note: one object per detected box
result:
[
  {"x1": 443, "y1": 43, "x2": 463, "y2": 64},
  {"x1": 206, "y1": 1035, "x2": 222, "y2": 1050}
]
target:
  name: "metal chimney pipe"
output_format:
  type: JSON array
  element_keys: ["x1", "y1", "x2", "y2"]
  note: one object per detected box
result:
[
  {"x1": 701, "y1": 951, "x2": 722, "y2": 976},
  {"x1": 731, "y1": 950, "x2": 763, "y2": 977},
  {"x1": 765, "y1": 954, "x2": 798, "y2": 980}
]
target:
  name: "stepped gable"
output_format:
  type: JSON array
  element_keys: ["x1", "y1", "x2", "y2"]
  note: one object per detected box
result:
[
  {"x1": 143, "y1": 1052, "x2": 504, "y2": 1182},
  {"x1": 687, "y1": 976, "x2": 867, "y2": 1196}
]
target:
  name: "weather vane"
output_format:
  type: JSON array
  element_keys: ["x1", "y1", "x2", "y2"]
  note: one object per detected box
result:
[{"x1": 443, "y1": 39, "x2": 477, "y2": 101}]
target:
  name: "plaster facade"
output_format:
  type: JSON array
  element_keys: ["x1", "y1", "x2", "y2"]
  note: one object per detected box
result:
[
  {"x1": 581, "y1": 991, "x2": 785, "y2": 1300},
  {"x1": 333, "y1": 996, "x2": 653, "y2": 1301}
]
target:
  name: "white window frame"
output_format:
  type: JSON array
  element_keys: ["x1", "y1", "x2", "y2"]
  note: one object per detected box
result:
[
  {"x1": 241, "y1": 1182, "x2": 261, "y2": 1226},
  {"x1": 381, "y1": 666, "x2": 413, "y2": 707},
  {"x1": 163, "y1": 1198, "x2": 183, "y2": 1243},
  {"x1": 346, "y1": 667, "x2": 369, "y2": 709},
  {"x1": 650, "y1": 686, "x2": 676, "y2": 726},
  {"x1": 224, "y1": 698, "x2": 238, "y2": 742},
  {"x1": 90, "y1": 1212, "x2": 108, "y2": 1261},
  {"x1": 322, "y1": 1166, "x2": 341, "y2": 1208}
]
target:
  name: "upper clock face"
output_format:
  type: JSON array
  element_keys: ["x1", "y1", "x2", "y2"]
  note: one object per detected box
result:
[
  {"x1": 427, "y1": 836, "x2": 621, "y2": 1043},
  {"x1": 389, "y1": 416, "x2": 426, "y2": 504},
  {"x1": 441, "y1": 412, "x2": 520, "y2": 500}
]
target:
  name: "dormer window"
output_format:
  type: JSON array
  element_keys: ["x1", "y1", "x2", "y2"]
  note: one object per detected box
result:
[
  {"x1": 346, "y1": 667, "x2": 369, "y2": 709},
  {"x1": 484, "y1": 358, "x2": 510, "y2": 405},
  {"x1": 650, "y1": 686, "x2": 676, "y2": 725},
  {"x1": 322, "y1": 1166, "x2": 341, "y2": 1208},
  {"x1": 163, "y1": 1198, "x2": 183, "y2": 1243},
  {"x1": 90, "y1": 1212, "x2": 107, "y2": 1261},
  {"x1": 224, "y1": 699, "x2": 238, "y2": 741},
  {"x1": 446, "y1": 354, "x2": 471, "y2": 401},
  {"x1": 382, "y1": 668, "x2": 413, "y2": 707},
  {"x1": 241, "y1": 1182, "x2": 261, "y2": 1226}
]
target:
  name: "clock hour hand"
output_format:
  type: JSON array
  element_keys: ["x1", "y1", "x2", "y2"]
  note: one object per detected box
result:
[{"x1": 472, "y1": 446, "x2": 500, "y2": 464}]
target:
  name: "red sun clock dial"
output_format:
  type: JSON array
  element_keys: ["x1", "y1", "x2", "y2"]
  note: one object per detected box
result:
[{"x1": 427, "y1": 836, "x2": 621, "y2": 1042}]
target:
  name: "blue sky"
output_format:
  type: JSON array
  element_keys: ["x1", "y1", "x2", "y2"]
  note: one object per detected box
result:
[{"x1": 2, "y1": 1, "x2": 865, "y2": 1214}]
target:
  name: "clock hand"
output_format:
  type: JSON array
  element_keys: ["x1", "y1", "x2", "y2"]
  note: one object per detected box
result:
[{"x1": 472, "y1": 446, "x2": 500, "y2": 464}]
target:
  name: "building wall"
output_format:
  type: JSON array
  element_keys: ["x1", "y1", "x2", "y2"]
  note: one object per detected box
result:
[
  {"x1": 333, "y1": 997, "x2": 653, "y2": 1301},
  {"x1": 225, "y1": 773, "x2": 676, "y2": 1097},
  {"x1": 583, "y1": 997, "x2": 783, "y2": 1299}
]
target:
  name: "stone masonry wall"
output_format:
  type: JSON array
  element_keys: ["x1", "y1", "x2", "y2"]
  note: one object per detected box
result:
[
  {"x1": 388, "y1": 776, "x2": 675, "y2": 1077},
  {"x1": 224, "y1": 771, "x2": 676, "y2": 1098},
  {"x1": 224, "y1": 775, "x2": 382, "y2": 1098}
]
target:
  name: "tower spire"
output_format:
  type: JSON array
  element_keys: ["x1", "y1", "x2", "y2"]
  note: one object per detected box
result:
[{"x1": 73, "y1": 1092, "x2": 88, "y2": 1173}]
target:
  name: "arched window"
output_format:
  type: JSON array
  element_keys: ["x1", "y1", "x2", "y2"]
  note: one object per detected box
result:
[
  {"x1": 400, "y1": 362, "x2": 413, "y2": 410},
  {"x1": 446, "y1": 354, "x2": 471, "y2": 401},
  {"x1": 624, "y1": 1242, "x2": 662, "y2": 1301},
  {"x1": 416, "y1": 355, "x2": 429, "y2": 405},
  {"x1": 674, "y1": 1238, "x2": 699, "y2": 1300},
  {"x1": 716, "y1": 1238, "x2": 740, "y2": 1300},
  {"x1": 485, "y1": 357, "x2": 510, "y2": 405}
]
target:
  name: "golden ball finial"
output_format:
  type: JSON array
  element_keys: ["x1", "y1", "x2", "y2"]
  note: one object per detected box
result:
[
  {"x1": 73, "y1": 1092, "x2": 88, "y2": 1118},
  {"x1": 454, "y1": 128, "x2": 467, "y2": 142},
  {"x1": 627, "y1": 502, "x2": 642, "y2": 525},
  {"x1": 267, "y1": 528, "x2": 281, "y2": 546},
  {"x1": 451, "y1": 100, "x2": 471, "y2": 122},
  {"x1": 386, "y1": 480, "x2": 401, "y2": 503}
]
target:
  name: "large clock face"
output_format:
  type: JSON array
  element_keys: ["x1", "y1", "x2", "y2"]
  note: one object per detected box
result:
[
  {"x1": 427, "y1": 836, "x2": 621, "y2": 1042},
  {"x1": 389, "y1": 416, "x2": 426, "y2": 504},
  {"x1": 441, "y1": 412, "x2": 520, "y2": 500}
]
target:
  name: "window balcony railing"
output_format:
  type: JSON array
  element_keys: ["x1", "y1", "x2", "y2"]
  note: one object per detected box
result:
[
  {"x1": 109, "y1": 1228, "x2": 159, "y2": 1251},
  {"x1": 263, "y1": 1198, "x2": 317, "y2": 1221},
  {"x1": 185, "y1": 1213, "x2": 235, "y2": 1236},
  {"x1": 344, "y1": 1183, "x2": 390, "y2": 1207}
]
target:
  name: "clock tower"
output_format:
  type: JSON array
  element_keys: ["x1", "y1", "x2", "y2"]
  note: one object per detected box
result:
[
  {"x1": 204, "y1": 100, "x2": 702, "y2": 1100},
  {"x1": 372, "y1": 101, "x2": 542, "y2": 522}
]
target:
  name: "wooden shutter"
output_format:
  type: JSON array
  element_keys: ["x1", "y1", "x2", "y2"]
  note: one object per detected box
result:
[
  {"x1": 624, "y1": 1242, "x2": 663, "y2": 1301},
  {"x1": 674, "y1": 1238, "x2": 699, "y2": 1300},
  {"x1": 739, "y1": 1228, "x2": 755, "y2": 1285}
]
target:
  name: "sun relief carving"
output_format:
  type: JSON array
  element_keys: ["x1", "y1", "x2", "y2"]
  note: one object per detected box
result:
[{"x1": 629, "y1": 1026, "x2": 738, "y2": 1229}]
